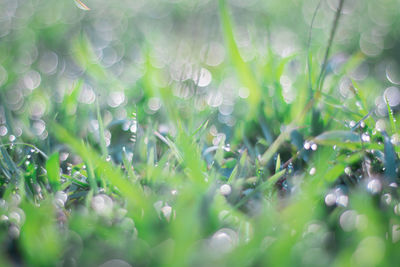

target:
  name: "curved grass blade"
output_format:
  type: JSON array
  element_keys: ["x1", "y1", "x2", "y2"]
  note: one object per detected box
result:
[
  {"x1": 315, "y1": 130, "x2": 361, "y2": 142},
  {"x1": 96, "y1": 99, "x2": 108, "y2": 159},
  {"x1": 218, "y1": 0, "x2": 263, "y2": 116},
  {"x1": 316, "y1": 0, "x2": 345, "y2": 92},
  {"x1": 259, "y1": 126, "x2": 294, "y2": 166}
]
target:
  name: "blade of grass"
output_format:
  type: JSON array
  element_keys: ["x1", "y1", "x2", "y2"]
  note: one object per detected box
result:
[
  {"x1": 45, "y1": 152, "x2": 61, "y2": 192},
  {"x1": 386, "y1": 96, "x2": 397, "y2": 134},
  {"x1": 234, "y1": 169, "x2": 286, "y2": 209},
  {"x1": 259, "y1": 126, "x2": 294, "y2": 166},
  {"x1": 316, "y1": 0, "x2": 345, "y2": 92},
  {"x1": 96, "y1": 99, "x2": 108, "y2": 158},
  {"x1": 218, "y1": 0, "x2": 264, "y2": 116}
]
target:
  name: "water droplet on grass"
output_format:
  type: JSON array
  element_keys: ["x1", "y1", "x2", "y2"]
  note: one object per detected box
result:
[
  {"x1": 325, "y1": 193, "x2": 336, "y2": 206},
  {"x1": 220, "y1": 184, "x2": 232, "y2": 196},
  {"x1": 361, "y1": 133, "x2": 371, "y2": 142},
  {"x1": 303, "y1": 142, "x2": 311, "y2": 150},
  {"x1": 0, "y1": 125, "x2": 7, "y2": 136},
  {"x1": 311, "y1": 143, "x2": 318, "y2": 151},
  {"x1": 367, "y1": 179, "x2": 382, "y2": 194}
]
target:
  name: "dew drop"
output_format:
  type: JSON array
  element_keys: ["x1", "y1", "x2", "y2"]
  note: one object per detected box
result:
[
  {"x1": 220, "y1": 184, "x2": 232, "y2": 196},
  {"x1": 303, "y1": 142, "x2": 311, "y2": 150},
  {"x1": 325, "y1": 193, "x2": 337, "y2": 206},
  {"x1": 367, "y1": 179, "x2": 382, "y2": 194},
  {"x1": 311, "y1": 143, "x2": 318, "y2": 151}
]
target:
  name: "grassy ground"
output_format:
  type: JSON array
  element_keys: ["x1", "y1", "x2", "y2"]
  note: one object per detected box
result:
[{"x1": 1, "y1": 0, "x2": 400, "y2": 266}]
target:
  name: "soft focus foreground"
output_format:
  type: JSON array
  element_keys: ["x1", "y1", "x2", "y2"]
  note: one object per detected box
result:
[{"x1": 1, "y1": 0, "x2": 400, "y2": 266}]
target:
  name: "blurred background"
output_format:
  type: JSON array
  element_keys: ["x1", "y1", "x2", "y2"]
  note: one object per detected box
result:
[{"x1": 0, "y1": 0, "x2": 400, "y2": 150}]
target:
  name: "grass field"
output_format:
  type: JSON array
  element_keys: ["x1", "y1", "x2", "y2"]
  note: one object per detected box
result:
[{"x1": 1, "y1": 0, "x2": 400, "y2": 266}]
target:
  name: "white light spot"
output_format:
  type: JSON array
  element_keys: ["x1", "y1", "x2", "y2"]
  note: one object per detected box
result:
[
  {"x1": 386, "y1": 62, "x2": 400, "y2": 85},
  {"x1": 8, "y1": 134, "x2": 16, "y2": 142},
  {"x1": 78, "y1": 84, "x2": 96, "y2": 104},
  {"x1": 108, "y1": 91, "x2": 125, "y2": 108},
  {"x1": 384, "y1": 87, "x2": 400, "y2": 107},
  {"x1": 207, "y1": 91, "x2": 223, "y2": 107},
  {"x1": 325, "y1": 193, "x2": 337, "y2": 206},
  {"x1": 23, "y1": 70, "x2": 41, "y2": 90},
  {"x1": 220, "y1": 184, "x2": 232, "y2": 196},
  {"x1": 367, "y1": 179, "x2": 382, "y2": 194},
  {"x1": 193, "y1": 68, "x2": 212, "y2": 87},
  {"x1": 38, "y1": 51, "x2": 58, "y2": 75},
  {"x1": 303, "y1": 142, "x2": 311, "y2": 150},
  {"x1": 0, "y1": 125, "x2": 7, "y2": 136},
  {"x1": 361, "y1": 133, "x2": 371, "y2": 142},
  {"x1": 311, "y1": 143, "x2": 318, "y2": 151}
]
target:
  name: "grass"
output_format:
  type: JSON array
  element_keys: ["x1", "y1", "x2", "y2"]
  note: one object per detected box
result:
[{"x1": 0, "y1": 0, "x2": 400, "y2": 266}]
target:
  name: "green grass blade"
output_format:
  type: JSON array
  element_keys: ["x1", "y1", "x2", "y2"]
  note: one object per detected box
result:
[
  {"x1": 45, "y1": 152, "x2": 61, "y2": 192},
  {"x1": 386, "y1": 96, "x2": 397, "y2": 134},
  {"x1": 218, "y1": 0, "x2": 264, "y2": 116}
]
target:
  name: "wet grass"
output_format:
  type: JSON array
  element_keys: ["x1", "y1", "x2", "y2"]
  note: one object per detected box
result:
[{"x1": 0, "y1": 0, "x2": 400, "y2": 266}]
